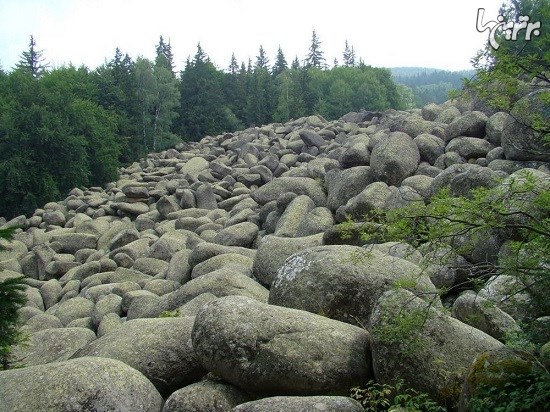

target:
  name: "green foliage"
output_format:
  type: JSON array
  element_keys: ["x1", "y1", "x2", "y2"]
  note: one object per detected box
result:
[
  {"x1": 0, "y1": 227, "x2": 27, "y2": 370},
  {"x1": 351, "y1": 380, "x2": 445, "y2": 412},
  {"x1": 468, "y1": 370, "x2": 550, "y2": 412}
]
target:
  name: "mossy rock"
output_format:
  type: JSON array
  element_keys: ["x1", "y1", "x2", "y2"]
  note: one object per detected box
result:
[{"x1": 458, "y1": 347, "x2": 544, "y2": 411}]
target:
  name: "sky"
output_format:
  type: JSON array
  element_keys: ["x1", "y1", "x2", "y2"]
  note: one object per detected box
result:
[{"x1": 0, "y1": 0, "x2": 506, "y2": 73}]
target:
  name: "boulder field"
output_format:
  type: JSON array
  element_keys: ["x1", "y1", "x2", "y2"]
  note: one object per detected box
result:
[{"x1": 0, "y1": 98, "x2": 548, "y2": 411}]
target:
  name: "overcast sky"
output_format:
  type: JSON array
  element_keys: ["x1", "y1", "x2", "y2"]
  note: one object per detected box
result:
[{"x1": 0, "y1": 0, "x2": 505, "y2": 73}]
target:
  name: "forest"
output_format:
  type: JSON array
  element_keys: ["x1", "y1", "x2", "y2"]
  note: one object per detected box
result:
[{"x1": 0, "y1": 33, "x2": 408, "y2": 219}]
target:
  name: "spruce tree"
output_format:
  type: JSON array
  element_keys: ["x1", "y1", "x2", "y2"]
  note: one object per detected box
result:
[
  {"x1": 272, "y1": 46, "x2": 288, "y2": 76},
  {"x1": 343, "y1": 40, "x2": 356, "y2": 67},
  {"x1": 16, "y1": 35, "x2": 48, "y2": 78},
  {"x1": 305, "y1": 30, "x2": 325, "y2": 69},
  {"x1": 256, "y1": 45, "x2": 269, "y2": 70},
  {"x1": 155, "y1": 36, "x2": 175, "y2": 75}
]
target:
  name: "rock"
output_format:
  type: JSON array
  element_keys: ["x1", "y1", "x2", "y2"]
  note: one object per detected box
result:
[
  {"x1": 446, "y1": 111, "x2": 488, "y2": 140},
  {"x1": 0, "y1": 357, "x2": 163, "y2": 412},
  {"x1": 10, "y1": 327, "x2": 96, "y2": 367},
  {"x1": 501, "y1": 90, "x2": 550, "y2": 161},
  {"x1": 40, "y1": 279, "x2": 63, "y2": 309},
  {"x1": 180, "y1": 156, "x2": 209, "y2": 179},
  {"x1": 252, "y1": 234, "x2": 324, "y2": 287},
  {"x1": 325, "y1": 166, "x2": 376, "y2": 212},
  {"x1": 421, "y1": 103, "x2": 444, "y2": 121},
  {"x1": 233, "y1": 396, "x2": 364, "y2": 411},
  {"x1": 213, "y1": 222, "x2": 258, "y2": 247},
  {"x1": 251, "y1": 177, "x2": 326, "y2": 207},
  {"x1": 97, "y1": 312, "x2": 123, "y2": 337},
  {"x1": 42, "y1": 210, "x2": 66, "y2": 226},
  {"x1": 299, "y1": 129, "x2": 326, "y2": 148},
  {"x1": 446, "y1": 136, "x2": 494, "y2": 159},
  {"x1": 133, "y1": 257, "x2": 169, "y2": 276},
  {"x1": 52, "y1": 296, "x2": 94, "y2": 326},
  {"x1": 269, "y1": 245, "x2": 438, "y2": 326},
  {"x1": 22, "y1": 313, "x2": 63, "y2": 333},
  {"x1": 274, "y1": 195, "x2": 315, "y2": 237},
  {"x1": 486, "y1": 111, "x2": 509, "y2": 145},
  {"x1": 156, "y1": 195, "x2": 181, "y2": 219},
  {"x1": 414, "y1": 133, "x2": 445, "y2": 165},
  {"x1": 115, "y1": 201, "x2": 151, "y2": 216},
  {"x1": 192, "y1": 295, "x2": 372, "y2": 395},
  {"x1": 295, "y1": 206, "x2": 334, "y2": 236},
  {"x1": 72, "y1": 317, "x2": 206, "y2": 396},
  {"x1": 371, "y1": 132, "x2": 420, "y2": 186},
  {"x1": 343, "y1": 181, "x2": 392, "y2": 219},
  {"x1": 452, "y1": 291, "x2": 521, "y2": 340},
  {"x1": 52, "y1": 233, "x2": 97, "y2": 255},
  {"x1": 458, "y1": 347, "x2": 544, "y2": 411},
  {"x1": 191, "y1": 253, "x2": 254, "y2": 278},
  {"x1": 162, "y1": 379, "x2": 251, "y2": 412},
  {"x1": 92, "y1": 293, "x2": 123, "y2": 328},
  {"x1": 369, "y1": 289, "x2": 502, "y2": 406},
  {"x1": 340, "y1": 138, "x2": 371, "y2": 167}
]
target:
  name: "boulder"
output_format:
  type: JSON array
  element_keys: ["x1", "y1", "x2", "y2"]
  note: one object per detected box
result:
[
  {"x1": 213, "y1": 221, "x2": 259, "y2": 248},
  {"x1": 446, "y1": 111, "x2": 488, "y2": 140},
  {"x1": 162, "y1": 379, "x2": 251, "y2": 412},
  {"x1": 269, "y1": 245, "x2": 438, "y2": 326},
  {"x1": 9, "y1": 327, "x2": 96, "y2": 367},
  {"x1": 233, "y1": 396, "x2": 364, "y2": 411},
  {"x1": 369, "y1": 289, "x2": 502, "y2": 407},
  {"x1": 251, "y1": 177, "x2": 326, "y2": 207},
  {"x1": 192, "y1": 295, "x2": 372, "y2": 395},
  {"x1": 274, "y1": 195, "x2": 315, "y2": 237},
  {"x1": 325, "y1": 166, "x2": 375, "y2": 212},
  {"x1": 414, "y1": 133, "x2": 445, "y2": 165},
  {"x1": 0, "y1": 357, "x2": 163, "y2": 412},
  {"x1": 72, "y1": 316, "x2": 206, "y2": 396},
  {"x1": 371, "y1": 132, "x2": 420, "y2": 186}
]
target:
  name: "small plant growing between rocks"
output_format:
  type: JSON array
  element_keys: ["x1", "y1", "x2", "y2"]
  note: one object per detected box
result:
[
  {"x1": 351, "y1": 379, "x2": 445, "y2": 412},
  {"x1": 159, "y1": 309, "x2": 181, "y2": 318}
]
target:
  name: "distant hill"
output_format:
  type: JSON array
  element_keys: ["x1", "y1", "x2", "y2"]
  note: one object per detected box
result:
[{"x1": 389, "y1": 67, "x2": 476, "y2": 107}]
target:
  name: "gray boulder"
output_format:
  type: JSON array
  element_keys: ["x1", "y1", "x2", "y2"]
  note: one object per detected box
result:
[
  {"x1": 369, "y1": 289, "x2": 502, "y2": 406},
  {"x1": 486, "y1": 111, "x2": 509, "y2": 145},
  {"x1": 446, "y1": 136, "x2": 494, "y2": 159},
  {"x1": 252, "y1": 234, "x2": 324, "y2": 286},
  {"x1": 163, "y1": 379, "x2": 251, "y2": 412},
  {"x1": 452, "y1": 291, "x2": 521, "y2": 340},
  {"x1": 233, "y1": 396, "x2": 364, "y2": 411},
  {"x1": 274, "y1": 195, "x2": 315, "y2": 237},
  {"x1": 0, "y1": 357, "x2": 163, "y2": 412},
  {"x1": 192, "y1": 295, "x2": 372, "y2": 395},
  {"x1": 325, "y1": 166, "x2": 375, "y2": 212},
  {"x1": 72, "y1": 316, "x2": 206, "y2": 396},
  {"x1": 446, "y1": 111, "x2": 488, "y2": 140},
  {"x1": 213, "y1": 222, "x2": 259, "y2": 247},
  {"x1": 269, "y1": 245, "x2": 438, "y2": 326},
  {"x1": 10, "y1": 327, "x2": 96, "y2": 367},
  {"x1": 251, "y1": 177, "x2": 326, "y2": 207},
  {"x1": 501, "y1": 90, "x2": 550, "y2": 161},
  {"x1": 414, "y1": 133, "x2": 445, "y2": 165},
  {"x1": 371, "y1": 132, "x2": 420, "y2": 186}
]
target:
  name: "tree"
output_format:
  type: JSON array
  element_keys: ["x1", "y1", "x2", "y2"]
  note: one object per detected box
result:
[
  {"x1": 465, "y1": 0, "x2": 549, "y2": 136},
  {"x1": 256, "y1": 45, "x2": 269, "y2": 70},
  {"x1": 343, "y1": 40, "x2": 356, "y2": 67},
  {"x1": 15, "y1": 35, "x2": 48, "y2": 78},
  {"x1": 228, "y1": 53, "x2": 239, "y2": 75},
  {"x1": 291, "y1": 56, "x2": 301, "y2": 70},
  {"x1": 155, "y1": 35, "x2": 175, "y2": 75},
  {"x1": 305, "y1": 30, "x2": 325, "y2": 69},
  {"x1": 272, "y1": 46, "x2": 288, "y2": 76}
]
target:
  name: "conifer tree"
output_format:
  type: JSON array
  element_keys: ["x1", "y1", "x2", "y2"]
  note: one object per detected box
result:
[
  {"x1": 256, "y1": 45, "x2": 269, "y2": 70},
  {"x1": 272, "y1": 46, "x2": 288, "y2": 76},
  {"x1": 16, "y1": 35, "x2": 48, "y2": 78},
  {"x1": 343, "y1": 40, "x2": 356, "y2": 67},
  {"x1": 155, "y1": 35, "x2": 175, "y2": 75},
  {"x1": 305, "y1": 30, "x2": 325, "y2": 69}
]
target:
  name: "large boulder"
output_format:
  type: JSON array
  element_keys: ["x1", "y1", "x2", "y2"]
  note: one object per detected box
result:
[
  {"x1": 192, "y1": 295, "x2": 372, "y2": 395},
  {"x1": 269, "y1": 245, "x2": 439, "y2": 326},
  {"x1": 233, "y1": 396, "x2": 364, "y2": 411},
  {"x1": 162, "y1": 379, "x2": 252, "y2": 412},
  {"x1": 325, "y1": 166, "x2": 375, "y2": 212},
  {"x1": 72, "y1": 316, "x2": 206, "y2": 396},
  {"x1": 252, "y1": 234, "x2": 324, "y2": 286},
  {"x1": 0, "y1": 357, "x2": 163, "y2": 412},
  {"x1": 370, "y1": 132, "x2": 420, "y2": 186},
  {"x1": 501, "y1": 90, "x2": 550, "y2": 161},
  {"x1": 446, "y1": 111, "x2": 488, "y2": 140},
  {"x1": 9, "y1": 327, "x2": 96, "y2": 367},
  {"x1": 369, "y1": 289, "x2": 502, "y2": 407},
  {"x1": 251, "y1": 177, "x2": 326, "y2": 207}
]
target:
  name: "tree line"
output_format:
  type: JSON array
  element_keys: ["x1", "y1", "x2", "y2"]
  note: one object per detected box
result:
[{"x1": 0, "y1": 32, "x2": 406, "y2": 219}]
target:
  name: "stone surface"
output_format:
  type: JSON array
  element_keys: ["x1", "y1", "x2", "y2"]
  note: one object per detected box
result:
[
  {"x1": 192, "y1": 295, "x2": 372, "y2": 395},
  {"x1": 0, "y1": 357, "x2": 163, "y2": 412}
]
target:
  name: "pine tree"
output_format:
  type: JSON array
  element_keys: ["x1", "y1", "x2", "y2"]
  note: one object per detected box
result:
[
  {"x1": 291, "y1": 56, "x2": 301, "y2": 70},
  {"x1": 272, "y1": 46, "x2": 288, "y2": 76},
  {"x1": 229, "y1": 53, "x2": 239, "y2": 75},
  {"x1": 305, "y1": 30, "x2": 325, "y2": 69},
  {"x1": 343, "y1": 40, "x2": 356, "y2": 67},
  {"x1": 15, "y1": 35, "x2": 48, "y2": 78}
]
